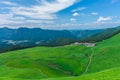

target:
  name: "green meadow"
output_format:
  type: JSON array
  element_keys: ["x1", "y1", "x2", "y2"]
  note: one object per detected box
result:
[{"x1": 0, "y1": 33, "x2": 120, "y2": 80}]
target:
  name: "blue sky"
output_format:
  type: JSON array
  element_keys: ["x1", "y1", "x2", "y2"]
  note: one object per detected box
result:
[{"x1": 0, "y1": 0, "x2": 120, "y2": 30}]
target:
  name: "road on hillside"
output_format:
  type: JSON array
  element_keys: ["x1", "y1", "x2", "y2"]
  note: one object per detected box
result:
[{"x1": 81, "y1": 48, "x2": 94, "y2": 75}]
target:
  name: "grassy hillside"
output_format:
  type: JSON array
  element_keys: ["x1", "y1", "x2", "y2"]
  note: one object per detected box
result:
[
  {"x1": 87, "y1": 33, "x2": 120, "y2": 73},
  {"x1": 0, "y1": 45, "x2": 92, "y2": 79},
  {"x1": 0, "y1": 67, "x2": 119, "y2": 80},
  {"x1": 0, "y1": 33, "x2": 120, "y2": 80},
  {"x1": 44, "y1": 67, "x2": 120, "y2": 80},
  {"x1": 81, "y1": 26, "x2": 120, "y2": 42},
  {"x1": 44, "y1": 33, "x2": 120, "y2": 80}
]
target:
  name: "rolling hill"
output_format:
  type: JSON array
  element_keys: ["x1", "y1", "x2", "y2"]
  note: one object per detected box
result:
[
  {"x1": 81, "y1": 26, "x2": 120, "y2": 42},
  {"x1": 43, "y1": 67, "x2": 120, "y2": 80},
  {"x1": 70, "y1": 29, "x2": 103, "y2": 39},
  {"x1": 0, "y1": 31, "x2": 120, "y2": 79}
]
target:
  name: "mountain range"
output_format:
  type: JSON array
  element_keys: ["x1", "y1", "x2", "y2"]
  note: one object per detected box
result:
[{"x1": 0, "y1": 26, "x2": 120, "y2": 53}]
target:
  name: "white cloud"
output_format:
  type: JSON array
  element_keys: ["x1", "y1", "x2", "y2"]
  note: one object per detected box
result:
[
  {"x1": 0, "y1": 0, "x2": 79, "y2": 28},
  {"x1": 49, "y1": 21, "x2": 120, "y2": 30},
  {"x1": 1, "y1": 0, "x2": 118, "y2": 30},
  {"x1": 0, "y1": 13, "x2": 28, "y2": 25},
  {"x1": 73, "y1": 12, "x2": 79, "y2": 16},
  {"x1": 0, "y1": 1, "x2": 18, "y2": 6},
  {"x1": 70, "y1": 18, "x2": 76, "y2": 21},
  {"x1": 10, "y1": 0, "x2": 78, "y2": 19},
  {"x1": 0, "y1": 13, "x2": 54, "y2": 29},
  {"x1": 72, "y1": 7, "x2": 86, "y2": 12},
  {"x1": 97, "y1": 16, "x2": 112, "y2": 22},
  {"x1": 91, "y1": 12, "x2": 98, "y2": 15}
]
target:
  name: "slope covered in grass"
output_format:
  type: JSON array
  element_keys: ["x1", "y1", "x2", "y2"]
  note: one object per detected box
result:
[
  {"x1": 44, "y1": 33, "x2": 120, "y2": 80},
  {"x1": 0, "y1": 33, "x2": 120, "y2": 80},
  {"x1": 87, "y1": 33, "x2": 120, "y2": 73},
  {"x1": 0, "y1": 67, "x2": 119, "y2": 80},
  {"x1": 81, "y1": 26, "x2": 120, "y2": 42},
  {"x1": 44, "y1": 67, "x2": 120, "y2": 80},
  {"x1": 0, "y1": 45, "x2": 92, "y2": 79}
]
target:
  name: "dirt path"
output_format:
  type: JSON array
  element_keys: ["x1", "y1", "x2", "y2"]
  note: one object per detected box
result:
[
  {"x1": 39, "y1": 69, "x2": 48, "y2": 78},
  {"x1": 81, "y1": 48, "x2": 94, "y2": 75}
]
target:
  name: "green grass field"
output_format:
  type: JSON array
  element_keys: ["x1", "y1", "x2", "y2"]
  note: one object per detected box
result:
[
  {"x1": 43, "y1": 67, "x2": 120, "y2": 80},
  {"x1": 0, "y1": 33, "x2": 120, "y2": 80}
]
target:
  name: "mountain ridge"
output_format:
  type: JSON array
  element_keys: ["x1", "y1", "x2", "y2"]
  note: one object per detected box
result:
[{"x1": 0, "y1": 26, "x2": 120, "y2": 53}]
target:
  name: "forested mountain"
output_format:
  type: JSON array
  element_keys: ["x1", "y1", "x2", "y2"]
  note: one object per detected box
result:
[
  {"x1": 0, "y1": 26, "x2": 120, "y2": 53},
  {"x1": 81, "y1": 26, "x2": 120, "y2": 42}
]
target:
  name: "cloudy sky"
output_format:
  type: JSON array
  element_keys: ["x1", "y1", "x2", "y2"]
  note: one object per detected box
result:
[{"x1": 0, "y1": 0, "x2": 120, "y2": 30}]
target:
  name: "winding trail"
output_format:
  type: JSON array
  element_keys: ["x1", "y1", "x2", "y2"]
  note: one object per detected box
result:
[
  {"x1": 39, "y1": 69, "x2": 48, "y2": 78},
  {"x1": 81, "y1": 48, "x2": 94, "y2": 75}
]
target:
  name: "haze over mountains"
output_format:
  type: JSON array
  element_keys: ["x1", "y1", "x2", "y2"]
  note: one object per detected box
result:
[
  {"x1": 0, "y1": 27, "x2": 101, "y2": 46},
  {"x1": 0, "y1": 26, "x2": 120, "y2": 53},
  {"x1": 0, "y1": 27, "x2": 76, "y2": 44}
]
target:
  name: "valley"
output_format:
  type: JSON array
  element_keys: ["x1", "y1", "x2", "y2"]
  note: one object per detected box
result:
[
  {"x1": 0, "y1": 26, "x2": 120, "y2": 54},
  {"x1": 0, "y1": 32, "x2": 120, "y2": 80}
]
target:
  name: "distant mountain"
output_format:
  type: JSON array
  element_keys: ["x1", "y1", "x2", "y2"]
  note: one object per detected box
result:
[
  {"x1": 0, "y1": 27, "x2": 77, "y2": 41},
  {"x1": 0, "y1": 26, "x2": 120, "y2": 52},
  {"x1": 81, "y1": 26, "x2": 120, "y2": 42},
  {"x1": 0, "y1": 27, "x2": 77, "y2": 52},
  {"x1": 0, "y1": 27, "x2": 105, "y2": 47},
  {"x1": 70, "y1": 29, "x2": 103, "y2": 39}
]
